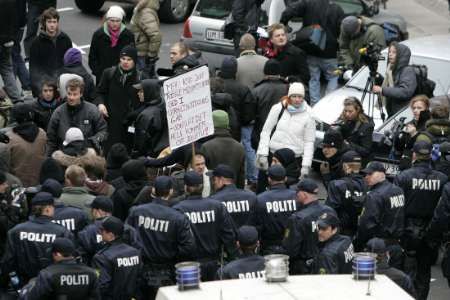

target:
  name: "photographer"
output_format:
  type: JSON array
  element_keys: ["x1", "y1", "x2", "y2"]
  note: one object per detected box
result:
[
  {"x1": 333, "y1": 97, "x2": 374, "y2": 163},
  {"x1": 372, "y1": 42, "x2": 417, "y2": 118},
  {"x1": 338, "y1": 16, "x2": 386, "y2": 73}
]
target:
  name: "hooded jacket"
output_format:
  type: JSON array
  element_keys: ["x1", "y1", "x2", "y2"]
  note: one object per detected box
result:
[
  {"x1": 382, "y1": 43, "x2": 417, "y2": 117},
  {"x1": 129, "y1": 0, "x2": 162, "y2": 58},
  {"x1": 133, "y1": 79, "x2": 169, "y2": 157},
  {"x1": 52, "y1": 144, "x2": 98, "y2": 170},
  {"x1": 172, "y1": 53, "x2": 201, "y2": 75},
  {"x1": 211, "y1": 93, "x2": 241, "y2": 141},
  {"x1": 416, "y1": 118, "x2": 450, "y2": 145},
  {"x1": 273, "y1": 148, "x2": 300, "y2": 187}
]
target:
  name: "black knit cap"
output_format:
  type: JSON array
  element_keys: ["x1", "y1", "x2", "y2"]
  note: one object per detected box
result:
[
  {"x1": 11, "y1": 103, "x2": 34, "y2": 124},
  {"x1": 264, "y1": 59, "x2": 281, "y2": 76},
  {"x1": 120, "y1": 45, "x2": 138, "y2": 63}
]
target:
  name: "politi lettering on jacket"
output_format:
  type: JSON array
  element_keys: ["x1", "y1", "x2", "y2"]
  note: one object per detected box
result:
[
  {"x1": 389, "y1": 194, "x2": 405, "y2": 209},
  {"x1": 412, "y1": 178, "x2": 441, "y2": 191},
  {"x1": 311, "y1": 221, "x2": 318, "y2": 233},
  {"x1": 266, "y1": 200, "x2": 296, "y2": 213},
  {"x1": 117, "y1": 256, "x2": 140, "y2": 267},
  {"x1": 222, "y1": 200, "x2": 250, "y2": 213},
  {"x1": 238, "y1": 270, "x2": 265, "y2": 280},
  {"x1": 60, "y1": 274, "x2": 90, "y2": 286},
  {"x1": 138, "y1": 216, "x2": 169, "y2": 232},
  {"x1": 344, "y1": 190, "x2": 363, "y2": 199},
  {"x1": 19, "y1": 232, "x2": 56, "y2": 243},
  {"x1": 53, "y1": 219, "x2": 76, "y2": 231},
  {"x1": 96, "y1": 234, "x2": 103, "y2": 243},
  {"x1": 344, "y1": 243, "x2": 354, "y2": 264},
  {"x1": 185, "y1": 210, "x2": 215, "y2": 224}
]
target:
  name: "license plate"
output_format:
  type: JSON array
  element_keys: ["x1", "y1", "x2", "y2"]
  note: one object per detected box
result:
[
  {"x1": 381, "y1": 162, "x2": 399, "y2": 175},
  {"x1": 206, "y1": 29, "x2": 226, "y2": 41}
]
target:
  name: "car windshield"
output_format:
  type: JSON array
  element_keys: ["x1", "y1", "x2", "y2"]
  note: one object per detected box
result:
[
  {"x1": 335, "y1": 0, "x2": 365, "y2": 15},
  {"x1": 196, "y1": 0, "x2": 232, "y2": 19}
]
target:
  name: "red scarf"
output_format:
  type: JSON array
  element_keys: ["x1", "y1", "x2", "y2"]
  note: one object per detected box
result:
[
  {"x1": 109, "y1": 26, "x2": 120, "y2": 47},
  {"x1": 265, "y1": 41, "x2": 283, "y2": 59}
]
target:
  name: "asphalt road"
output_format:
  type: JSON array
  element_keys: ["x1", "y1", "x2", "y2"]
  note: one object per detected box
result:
[{"x1": 13, "y1": 0, "x2": 450, "y2": 299}]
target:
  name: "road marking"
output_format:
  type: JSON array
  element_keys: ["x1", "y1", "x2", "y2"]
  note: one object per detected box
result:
[
  {"x1": 72, "y1": 43, "x2": 91, "y2": 55},
  {"x1": 57, "y1": 7, "x2": 74, "y2": 12}
]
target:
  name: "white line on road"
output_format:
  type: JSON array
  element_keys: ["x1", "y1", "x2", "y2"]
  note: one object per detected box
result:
[{"x1": 57, "y1": 7, "x2": 74, "y2": 12}]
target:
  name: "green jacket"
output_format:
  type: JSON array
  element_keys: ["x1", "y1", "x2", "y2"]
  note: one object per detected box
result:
[
  {"x1": 59, "y1": 187, "x2": 95, "y2": 219},
  {"x1": 338, "y1": 16, "x2": 386, "y2": 70},
  {"x1": 129, "y1": 0, "x2": 162, "y2": 58},
  {"x1": 415, "y1": 118, "x2": 450, "y2": 144}
]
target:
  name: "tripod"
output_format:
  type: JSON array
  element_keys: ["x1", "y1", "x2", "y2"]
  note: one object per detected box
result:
[{"x1": 360, "y1": 69, "x2": 386, "y2": 122}]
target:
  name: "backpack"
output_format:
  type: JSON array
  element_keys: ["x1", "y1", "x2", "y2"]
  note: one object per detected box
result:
[
  {"x1": 422, "y1": 131, "x2": 450, "y2": 161},
  {"x1": 368, "y1": 22, "x2": 403, "y2": 45},
  {"x1": 411, "y1": 64, "x2": 436, "y2": 98}
]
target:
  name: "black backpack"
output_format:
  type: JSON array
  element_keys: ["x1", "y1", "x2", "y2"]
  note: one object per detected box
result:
[{"x1": 411, "y1": 64, "x2": 436, "y2": 98}]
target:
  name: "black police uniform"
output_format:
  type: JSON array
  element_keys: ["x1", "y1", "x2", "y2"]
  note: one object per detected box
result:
[
  {"x1": 356, "y1": 180, "x2": 405, "y2": 268},
  {"x1": 282, "y1": 201, "x2": 336, "y2": 274},
  {"x1": 313, "y1": 234, "x2": 354, "y2": 275},
  {"x1": 1, "y1": 216, "x2": 73, "y2": 285},
  {"x1": 218, "y1": 254, "x2": 265, "y2": 280},
  {"x1": 126, "y1": 198, "x2": 195, "y2": 295},
  {"x1": 255, "y1": 184, "x2": 297, "y2": 254},
  {"x1": 326, "y1": 173, "x2": 367, "y2": 237},
  {"x1": 173, "y1": 195, "x2": 238, "y2": 281},
  {"x1": 77, "y1": 218, "x2": 142, "y2": 265},
  {"x1": 394, "y1": 161, "x2": 447, "y2": 300},
  {"x1": 377, "y1": 260, "x2": 417, "y2": 298},
  {"x1": 92, "y1": 239, "x2": 141, "y2": 300},
  {"x1": 21, "y1": 259, "x2": 100, "y2": 300},
  {"x1": 53, "y1": 203, "x2": 89, "y2": 236},
  {"x1": 210, "y1": 184, "x2": 257, "y2": 228}
]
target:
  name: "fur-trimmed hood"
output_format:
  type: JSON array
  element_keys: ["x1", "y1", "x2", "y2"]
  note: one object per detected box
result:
[
  {"x1": 135, "y1": 0, "x2": 159, "y2": 12},
  {"x1": 52, "y1": 148, "x2": 97, "y2": 167}
]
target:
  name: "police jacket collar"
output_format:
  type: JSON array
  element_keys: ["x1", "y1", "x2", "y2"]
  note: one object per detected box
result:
[
  {"x1": 30, "y1": 215, "x2": 53, "y2": 223},
  {"x1": 321, "y1": 233, "x2": 340, "y2": 246},
  {"x1": 217, "y1": 184, "x2": 238, "y2": 193},
  {"x1": 370, "y1": 179, "x2": 389, "y2": 191},
  {"x1": 376, "y1": 259, "x2": 390, "y2": 270},
  {"x1": 412, "y1": 161, "x2": 432, "y2": 170},
  {"x1": 55, "y1": 258, "x2": 78, "y2": 266},
  {"x1": 185, "y1": 195, "x2": 203, "y2": 201},
  {"x1": 269, "y1": 183, "x2": 287, "y2": 190},
  {"x1": 152, "y1": 197, "x2": 170, "y2": 207}
]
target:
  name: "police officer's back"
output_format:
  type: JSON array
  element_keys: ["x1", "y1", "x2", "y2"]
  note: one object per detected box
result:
[
  {"x1": 217, "y1": 226, "x2": 265, "y2": 280},
  {"x1": 92, "y1": 216, "x2": 142, "y2": 300},
  {"x1": 173, "y1": 171, "x2": 238, "y2": 281},
  {"x1": 326, "y1": 151, "x2": 367, "y2": 237},
  {"x1": 53, "y1": 201, "x2": 89, "y2": 236},
  {"x1": 282, "y1": 179, "x2": 336, "y2": 274},
  {"x1": 255, "y1": 165, "x2": 297, "y2": 254},
  {"x1": 356, "y1": 162, "x2": 405, "y2": 268},
  {"x1": 20, "y1": 238, "x2": 99, "y2": 300},
  {"x1": 1, "y1": 192, "x2": 73, "y2": 285},
  {"x1": 313, "y1": 213, "x2": 354, "y2": 275},
  {"x1": 127, "y1": 176, "x2": 195, "y2": 298},
  {"x1": 209, "y1": 164, "x2": 257, "y2": 228}
]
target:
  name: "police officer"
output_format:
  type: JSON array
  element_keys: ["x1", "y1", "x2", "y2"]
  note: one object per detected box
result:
[
  {"x1": 255, "y1": 165, "x2": 297, "y2": 255},
  {"x1": 313, "y1": 213, "x2": 354, "y2": 275},
  {"x1": 173, "y1": 171, "x2": 238, "y2": 281},
  {"x1": 326, "y1": 151, "x2": 367, "y2": 237},
  {"x1": 126, "y1": 176, "x2": 195, "y2": 299},
  {"x1": 356, "y1": 161, "x2": 405, "y2": 269},
  {"x1": 20, "y1": 238, "x2": 100, "y2": 299},
  {"x1": 394, "y1": 141, "x2": 448, "y2": 300},
  {"x1": 1, "y1": 192, "x2": 73, "y2": 287},
  {"x1": 366, "y1": 238, "x2": 416, "y2": 298},
  {"x1": 282, "y1": 179, "x2": 336, "y2": 274},
  {"x1": 217, "y1": 226, "x2": 265, "y2": 280},
  {"x1": 77, "y1": 196, "x2": 141, "y2": 265},
  {"x1": 209, "y1": 164, "x2": 257, "y2": 227},
  {"x1": 92, "y1": 216, "x2": 142, "y2": 300},
  {"x1": 53, "y1": 200, "x2": 89, "y2": 237}
]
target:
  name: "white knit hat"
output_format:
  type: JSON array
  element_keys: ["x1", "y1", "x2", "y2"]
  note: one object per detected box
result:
[
  {"x1": 105, "y1": 5, "x2": 125, "y2": 21},
  {"x1": 288, "y1": 82, "x2": 305, "y2": 97}
]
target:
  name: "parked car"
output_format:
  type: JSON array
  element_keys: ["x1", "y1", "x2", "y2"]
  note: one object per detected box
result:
[
  {"x1": 182, "y1": 0, "x2": 408, "y2": 69},
  {"x1": 312, "y1": 34, "x2": 450, "y2": 175},
  {"x1": 74, "y1": 0, "x2": 195, "y2": 23}
]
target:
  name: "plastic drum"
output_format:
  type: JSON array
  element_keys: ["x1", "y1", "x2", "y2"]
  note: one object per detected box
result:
[
  {"x1": 352, "y1": 253, "x2": 377, "y2": 280},
  {"x1": 264, "y1": 254, "x2": 289, "y2": 282},
  {"x1": 175, "y1": 261, "x2": 201, "y2": 291}
]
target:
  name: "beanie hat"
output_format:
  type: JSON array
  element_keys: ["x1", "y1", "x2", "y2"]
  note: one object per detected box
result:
[
  {"x1": 11, "y1": 103, "x2": 34, "y2": 124},
  {"x1": 273, "y1": 148, "x2": 296, "y2": 167},
  {"x1": 288, "y1": 82, "x2": 305, "y2": 97},
  {"x1": 212, "y1": 110, "x2": 230, "y2": 129},
  {"x1": 63, "y1": 48, "x2": 82, "y2": 66},
  {"x1": 107, "y1": 143, "x2": 129, "y2": 168},
  {"x1": 121, "y1": 159, "x2": 147, "y2": 182},
  {"x1": 220, "y1": 56, "x2": 238, "y2": 79},
  {"x1": 264, "y1": 59, "x2": 281, "y2": 76},
  {"x1": 120, "y1": 45, "x2": 138, "y2": 63},
  {"x1": 105, "y1": 5, "x2": 125, "y2": 21},
  {"x1": 342, "y1": 16, "x2": 360, "y2": 37},
  {"x1": 39, "y1": 158, "x2": 65, "y2": 184},
  {"x1": 41, "y1": 178, "x2": 63, "y2": 198}
]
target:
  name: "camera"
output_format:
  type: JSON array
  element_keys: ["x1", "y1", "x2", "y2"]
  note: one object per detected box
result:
[{"x1": 359, "y1": 42, "x2": 385, "y2": 74}]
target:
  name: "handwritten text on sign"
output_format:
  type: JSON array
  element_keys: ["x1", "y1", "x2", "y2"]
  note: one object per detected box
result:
[{"x1": 163, "y1": 66, "x2": 213, "y2": 149}]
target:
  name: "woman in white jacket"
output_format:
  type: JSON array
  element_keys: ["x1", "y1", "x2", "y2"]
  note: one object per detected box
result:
[{"x1": 256, "y1": 82, "x2": 316, "y2": 188}]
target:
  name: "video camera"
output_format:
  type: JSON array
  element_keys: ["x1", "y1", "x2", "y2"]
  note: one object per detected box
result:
[{"x1": 359, "y1": 42, "x2": 385, "y2": 74}]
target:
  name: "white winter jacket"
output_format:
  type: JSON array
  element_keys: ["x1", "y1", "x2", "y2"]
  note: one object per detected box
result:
[{"x1": 257, "y1": 102, "x2": 316, "y2": 168}]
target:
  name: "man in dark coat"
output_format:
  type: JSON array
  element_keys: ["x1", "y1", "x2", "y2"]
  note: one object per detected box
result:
[
  {"x1": 29, "y1": 7, "x2": 72, "y2": 97},
  {"x1": 95, "y1": 45, "x2": 141, "y2": 153},
  {"x1": 169, "y1": 42, "x2": 201, "y2": 76},
  {"x1": 264, "y1": 23, "x2": 310, "y2": 91},
  {"x1": 88, "y1": 5, "x2": 135, "y2": 83},
  {"x1": 231, "y1": 0, "x2": 264, "y2": 51},
  {"x1": 201, "y1": 110, "x2": 246, "y2": 189},
  {"x1": 250, "y1": 59, "x2": 288, "y2": 150}
]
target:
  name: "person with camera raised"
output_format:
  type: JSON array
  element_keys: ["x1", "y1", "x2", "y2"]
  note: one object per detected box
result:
[
  {"x1": 372, "y1": 42, "x2": 417, "y2": 118},
  {"x1": 338, "y1": 16, "x2": 386, "y2": 74}
]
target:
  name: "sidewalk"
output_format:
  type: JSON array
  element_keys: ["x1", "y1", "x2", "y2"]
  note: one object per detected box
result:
[{"x1": 387, "y1": 0, "x2": 449, "y2": 37}]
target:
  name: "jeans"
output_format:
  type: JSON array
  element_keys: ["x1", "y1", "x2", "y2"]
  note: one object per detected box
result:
[
  {"x1": 0, "y1": 46, "x2": 22, "y2": 102},
  {"x1": 24, "y1": 3, "x2": 44, "y2": 59},
  {"x1": 12, "y1": 28, "x2": 31, "y2": 91},
  {"x1": 241, "y1": 125, "x2": 257, "y2": 183},
  {"x1": 307, "y1": 55, "x2": 338, "y2": 105}
]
